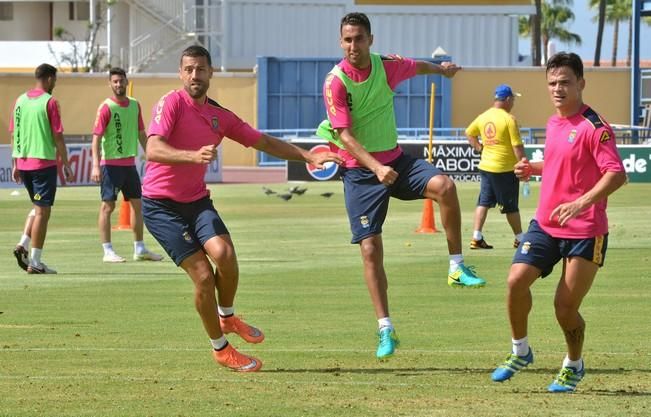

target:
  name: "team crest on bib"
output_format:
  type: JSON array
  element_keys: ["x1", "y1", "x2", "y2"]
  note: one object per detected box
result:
[
  {"x1": 567, "y1": 130, "x2": 577, "y2": 143},
  {"x1": 211, "y1": 117, "x2": 219, "y2": 130}
]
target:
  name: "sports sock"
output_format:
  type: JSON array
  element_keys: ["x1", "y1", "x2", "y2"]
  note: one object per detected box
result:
[
  {"x1": 218, "y1": 306, "x2": 235, "y2": 317},
  {"x1": 210, "y1": 336, "x2": 228, "y2": 351},
  {"x1": 18, "y1": 234, "x2": 31, "y2": 249},
  {"x1": 378, "y1": 317, "x2": 393, "y2": 330},
  {"x1": 449, "y1": 254, "x2": 463, "y2": 271},
  {"x1": 31, "y1": 248, "x2": 42, "y2": 265},
  {"x1": 562, "y1": 355, "x2": 584, "y2": 371},
  {"x1": 134, "y1": 240, "x2": 146, "y2": 255},
  {"x1": 472, "y1": 230, "x2": 483, "y2": 240},
  {"x1": 512, "y1": 336, "x2": 529, "y2": 356},
  {"x1": 102, "y1": 242, "x2": 114, "y2": 255},
  {"x1": 515, "y1": 233, "x2": 523, "y2": 241}
]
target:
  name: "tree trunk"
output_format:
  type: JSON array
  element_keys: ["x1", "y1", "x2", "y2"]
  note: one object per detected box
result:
[
  {"x1": 542, "y1": 35, "x2": 549, "y2": 64},
  {"x1": 611, "y1": 19, "x2": 620, "y2": 67},
  {"x1": 594, "y1": 0, "x2": 607, "y2": 67},
  {"x1": 627, "y1": 15, "x2": 632, "y2": 67},
  {"x1": 533, "y1": 0, "x2": 542, "y2": 66}
]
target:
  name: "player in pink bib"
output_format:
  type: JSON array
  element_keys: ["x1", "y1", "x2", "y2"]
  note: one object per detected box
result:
[
  {"x1": 491, "y1": 52, "x2": 627, "y2": 393},
  {"x1": 142, "y1": 46, "x2": 341, "y2": 373}
]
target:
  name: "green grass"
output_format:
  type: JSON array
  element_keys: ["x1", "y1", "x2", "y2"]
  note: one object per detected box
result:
[{"x1": 1, "y1": 181, "x2": 650, "y2": 417}]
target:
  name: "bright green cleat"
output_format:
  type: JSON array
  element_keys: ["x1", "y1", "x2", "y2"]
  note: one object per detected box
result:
[
  {"x1": 447, "y1": 264, "x2": 486, "y2": 288},
  {"x1": 376, "y1": 327, "x2": 400, "y2": 360},
  {"x1": 548, "y1": 365, "x2": 585, "y2": 393}
]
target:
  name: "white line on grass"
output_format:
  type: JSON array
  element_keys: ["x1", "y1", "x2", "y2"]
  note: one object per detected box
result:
[{"x1": 0, "y1": 347, "x2": 646, "y2": 356}]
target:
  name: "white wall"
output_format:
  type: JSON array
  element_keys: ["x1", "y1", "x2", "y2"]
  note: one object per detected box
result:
[{"x1": 0, "y1": 2, "x2": 50, "y2": 41}]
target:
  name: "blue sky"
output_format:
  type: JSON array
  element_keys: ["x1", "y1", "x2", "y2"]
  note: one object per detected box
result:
[{"x1": 518, "y1": 0, "x2": 651, "y2": 62}]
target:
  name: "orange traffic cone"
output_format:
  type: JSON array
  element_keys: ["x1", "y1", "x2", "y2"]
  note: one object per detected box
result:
[
  {"x1": 113, "y1": 199, "x2": 132, "y2": 230},
  {"x1": 415, "y1": 199, "x2": 439, "y2": 233}
]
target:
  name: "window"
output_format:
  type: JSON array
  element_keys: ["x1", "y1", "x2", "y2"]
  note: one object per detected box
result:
[
  {"x1": 0, "y1": 3, "x2": 14, "y2": 21},
  {"x1": 69, "y1": 1, "x2": 90, "y2": 21}
]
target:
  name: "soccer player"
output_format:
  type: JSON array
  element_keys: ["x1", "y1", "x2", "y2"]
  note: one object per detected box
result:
[
  {"x1": 90, "y1": 67, "x2": 163, "y2": 263},
  {"x1": 490, "y1": 52, "x2": 627, "y2": 392},
  {"x1": 465, "y1": 84, "x2": 526, "y2": 249},
  {"x1": 143, "y1": 45, "x2": 342, "y2": 372},
  {"x1": 10, "y1": 63, "x2": 73, "y2": 274},
  {"x1": 316, "y1": 12, "x2": 486, "y2": 361}
]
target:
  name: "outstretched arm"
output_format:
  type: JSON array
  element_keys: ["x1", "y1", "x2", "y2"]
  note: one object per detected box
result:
[
  {"x1": 415, "y1": 61, "x2": 461, "y2": 78},
  {"x1": 253, "y1": 134, "x2": 342, "y2": 168}
]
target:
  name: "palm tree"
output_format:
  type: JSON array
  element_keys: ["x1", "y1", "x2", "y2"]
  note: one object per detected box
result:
[
  {"x1": 541, "y1": 1, "x2": 582, "y2": 63},
  {"x1": 520, "y1": 0, "x2": 576, "y2": 66},
  {"x1": 590, "y1": 0, "x2": 631, "y2": 66},
  {"x1": 594, "y1": 0, "x2": 607, "y2": 66}
]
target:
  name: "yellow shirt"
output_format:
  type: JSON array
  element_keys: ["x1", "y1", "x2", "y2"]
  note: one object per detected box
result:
[{"x1": 465, "y1": 107, "x2": 523, "y2": 173}]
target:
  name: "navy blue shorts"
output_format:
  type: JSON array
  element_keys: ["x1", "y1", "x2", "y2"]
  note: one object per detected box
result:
[
  {"x1": 19, "y1": 166, "x2": 58, "y2": 207},
  {"x1": 142, "y1": 196, "x2": 229, "y2": 266},
  {"x1": 512, "y1": 219, "x2": 608, "y2": 278},
  {"x1": 341, "y1": 153, "x2": 442, "y2": 244},
  {"x1": 100, "y1": 165, "x2": 142, "y2": 201},
  {"x1": 477, "y1": 169, "x2": 519, "y2": 214}
]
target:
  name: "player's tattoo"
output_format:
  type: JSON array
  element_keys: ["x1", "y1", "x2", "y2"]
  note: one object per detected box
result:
[{"x1": 563, "y1": 321, "x2": 585, "y2": 347}]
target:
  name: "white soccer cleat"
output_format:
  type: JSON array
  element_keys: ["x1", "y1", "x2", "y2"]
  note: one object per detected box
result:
[
  {"x1": 133, "y1": 250, "x2": 163, "y2": 262},
  {"x1": 103, "y1": 252, "x2": 126, "y2": 263},
  {"x1": 27, "y1": 262, "x2": 57, "y2": 274}
]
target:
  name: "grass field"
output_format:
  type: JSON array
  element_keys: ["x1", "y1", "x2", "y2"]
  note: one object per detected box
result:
[{"x1": 1, "y1": 181, "x2": 650, "y2": 417}]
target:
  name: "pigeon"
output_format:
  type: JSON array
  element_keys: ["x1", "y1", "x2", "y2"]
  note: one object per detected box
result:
[
  {"x1": 320, "y1": 192, "x2": 334, "y2": 198},
  {"x1": 262, "y1": 186, "x2": 276, "y2": 195},
  {"x1": 289, "y1": 186, "x2": 307, "y2": 195},
  {"x1": 277, "y1": 193, "x2": 293, "y2": 201}
]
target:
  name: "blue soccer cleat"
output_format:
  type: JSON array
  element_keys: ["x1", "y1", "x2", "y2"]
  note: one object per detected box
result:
[
  {"x1": 548, "y1": 365, "x2": 585, "y2": 393},
  {"x1": 448, "y1": 264, "x2": 486, "y2": 288},
  {"x1": 491, "y1": 348, "x2": 534, "y2": 382},
  {"x1": 376, "y1": 327, "x2": 400, "y2": 360}
]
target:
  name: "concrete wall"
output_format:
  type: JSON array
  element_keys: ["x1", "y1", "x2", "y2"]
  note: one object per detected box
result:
[
  {"x1": 452, "y1": 67, "x2": 631, "y2": 128},
  {"x1": 0, "y1": 72, "x2": 259, "y2": 166},
  {"x1": 0, "y1": 67, "x2": 631, "y2": 166}
]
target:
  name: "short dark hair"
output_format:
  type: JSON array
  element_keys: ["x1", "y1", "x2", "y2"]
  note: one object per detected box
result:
[
  {"x1": 35, "y1": 63, "x2": 57, "y2": 80},
  {"x1": 340, "y1": 12, "x2": 371, "y2": 35},
  {"x1": 180, "y1": 45, "x2": 212, "y2": 67},
  {"x1": 109, "y1": 67, "x2": 127, "y2": 79},
  {"x1": 546, "y1": 52, "x2": 583, "y2": 79}
]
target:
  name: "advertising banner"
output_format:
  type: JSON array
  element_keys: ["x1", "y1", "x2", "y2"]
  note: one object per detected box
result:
[
  {"x1": 291, "y1": 140, "x2": 651, "y2": 183},
  {"x1": 0, "y1": 143, "x2": 222, "y2": 188},
  {"x1": 288, "y1": 139, "x2": 482, "y2": 182},
  {"x1": 525, "y1": 144, "x2": 651, "y2": 183}
]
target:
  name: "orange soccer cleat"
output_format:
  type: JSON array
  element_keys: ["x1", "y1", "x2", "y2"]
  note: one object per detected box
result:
[
  {"x1": 220, "y1": 315, "x2": 265, "y2": 344},
  {"x1": 212, "y1": 344, "x2": 262, "y2": 372}
]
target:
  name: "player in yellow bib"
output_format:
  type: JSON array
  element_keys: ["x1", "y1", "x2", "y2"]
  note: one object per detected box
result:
[{"x1": 465, "y1": 84, "x2": 525, "y2": 250}]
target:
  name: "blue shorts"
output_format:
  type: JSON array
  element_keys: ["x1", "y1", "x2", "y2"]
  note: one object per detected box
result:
[
  {"x1": 19, "y1": 166, "x2": 58, "y2": 207},
  {"x1": 100, "y1": 165, "x2": 142, "y2": 201},
  {"x1": 142, "y1": 196, "x2": 229, "y2": 266},
  {"x1": 512, "y1": 219, "x2": 608, "y2": 278},
  {"x1": 477, "y1": 169, "x2": 519, "y2": 214},
  {"x1": 341, "y1": 153, "x2": 442, "y2": 244}
]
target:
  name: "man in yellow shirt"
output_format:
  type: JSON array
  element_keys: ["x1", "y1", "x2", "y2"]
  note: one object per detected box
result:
[{"x1": 465, "y1": 84, "x2": 526, "y2": 249}]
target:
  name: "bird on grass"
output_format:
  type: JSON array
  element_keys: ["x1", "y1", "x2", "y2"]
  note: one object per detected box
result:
[
  {"x1": 262, "y1": 186, "x2": 276, "y2": 195},
  {"x1": 289, "y1": 186, "x2": 308, "y2": 195},
  {"x1": 277, "y1": 193, "x2": 293, "y2": 201},
  {"x1": 320, "y1": 192, "x2": 334, "y2": 198}
]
